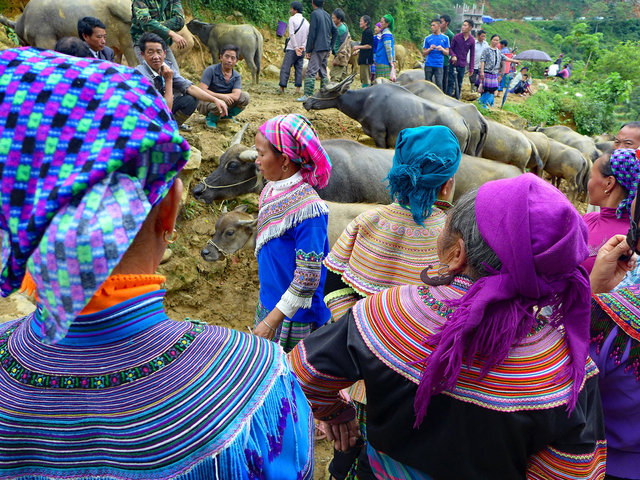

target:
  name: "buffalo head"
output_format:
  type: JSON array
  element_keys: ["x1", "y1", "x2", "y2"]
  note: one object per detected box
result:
[
  {"x1": 201, "y1": 205, "x2": 258, "y2": 262},
  {"x1": 186, "y1": 19, "x2": 212, "y2": 44},
  {"x1": 303, "y1": 73, "x2": 356, "y2": 110},
  {"x1": 192, "y1": 123, "x2": 264, "y2": 203}
]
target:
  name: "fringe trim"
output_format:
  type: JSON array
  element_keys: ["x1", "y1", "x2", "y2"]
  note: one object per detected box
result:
[
  {"x1": 280, "y1": 289, "x2": 313, "y2": 314},
  {"x1": 255, "y1": 201, "x2": 329, "y2": 256}
]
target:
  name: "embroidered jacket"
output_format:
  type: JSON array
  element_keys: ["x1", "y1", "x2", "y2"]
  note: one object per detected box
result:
[
  {"x1": 0, "y1": 291, "x2": 313, "y2": 479},
  {"x1": 590, "y1": 285, "x2": 640, "y2": 479},
  {"x1": 256, "y1": 178, "x2": 331, "y2": 324},
  {"x1": 290, "y1": 279, "x2": 606, "y2": 480}
]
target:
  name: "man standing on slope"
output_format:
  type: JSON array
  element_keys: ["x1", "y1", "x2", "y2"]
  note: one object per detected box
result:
[
  {"x1": 297, "y1": 0, "x2": 337, "y2": 102},
  {"x1": 440, "y1": 14, "x2": 455, "y2": 96}
]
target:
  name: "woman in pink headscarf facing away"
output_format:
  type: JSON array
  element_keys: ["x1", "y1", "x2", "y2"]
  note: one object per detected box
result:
[
  {"x1": 252, "y1": 114, "x2": 332, "y2": 352},
  {"x1": 290, "y1": 174, "x2": 606, "y2": 479}
]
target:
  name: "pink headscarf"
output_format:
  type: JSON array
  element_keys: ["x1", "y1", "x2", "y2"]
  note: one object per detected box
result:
[
  {"x1": 259, "y1": 114, "x2": 332, "y2": 189},
  {"x1": 414, "y1": 174, "x2": 591, "y2": 426}
]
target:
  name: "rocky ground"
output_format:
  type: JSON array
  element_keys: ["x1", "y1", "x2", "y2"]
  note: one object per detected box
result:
[{"x1": 0, "y1": 17, "x2": 584, "y2": 479}]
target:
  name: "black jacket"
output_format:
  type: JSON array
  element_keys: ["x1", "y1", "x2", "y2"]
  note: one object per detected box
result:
[{"x1": 305, "y1": 7, "x2": 337, "y2": 53}]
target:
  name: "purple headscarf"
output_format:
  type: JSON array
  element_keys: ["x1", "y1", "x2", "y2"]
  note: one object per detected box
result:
[
  {"x1": 414, "y1": 174, "x2": 591, "y2": 426},
  {"x1": 610, "y1": 148, "x2": 640, "y2": 218}
]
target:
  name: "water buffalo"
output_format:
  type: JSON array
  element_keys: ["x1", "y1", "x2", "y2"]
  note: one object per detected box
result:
[
  {"x1": 523, "y1": 131, "x2": 551, "y2": 172},
  {"x1": 595, "y1": 141, "x2": 614, "y2": 154},
  {"x1": 395, "y1": 44, "x2": 406, "y2": 71},
  {"x1": 481, "y1": 119, "x2": 542, "y2": 172},
  {"x1": 396, "y1": 69, "x2": 427, "y2": 86},
  {"x1": 303, "y1": 75, "x2": 473, "y2": 153},
  {"x1": 534, "y1": 125, "x2": 600, "y2": 162},
  {"x1": 454, "y1": 155, "x2": 523, "y2": 202},
  {"x1": 192, "y1": 125, "x2": 393, "y2": 205},
  {"x1": 0, "y1": 0, "x2": 136, "y2": 66},
  {"x1": 187, "y1": 19, "x2": 263, "y2": 83},
  {"x1": 401, "y1": 79, "x2": 487, "y2": 157},
  {"x1": 201, "y1": 202, "x2": 377, "y2": 261},
  {"x1": 543, "y1": 138, "x2": 591, "y2": 200}
]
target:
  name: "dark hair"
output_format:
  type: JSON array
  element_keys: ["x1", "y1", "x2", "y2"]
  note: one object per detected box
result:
[
  {"x1": 361, "y1": 15, "x2": 371, "y2": 27},
  {"x1": 312, "y1": 0, "x2": 324, "y2": 8},
  {"x1": 490, "y1": 34, "x2": 500, "y2": 40},
  {"x1": 77, "y1": 16, "x2": 106, "y2": 40},
  {"x1": 431, "y1": 18, "x2": 441, "y2": 25},
  {"x1": 500, "y1": 39, "x2": 508, "y2": 46},
  {"x1": 333, "y1": 8, "x2": 345, "y2": 22},
  {"x1": 440, "y1": 14, "x2": 451, "y2": 24},
  {"x1": 478, "y1": 29, "x2": 486, "y2": 36},
  {"x1": 598, "y1": 152, "x2": 614, "y2": 178},
  {"x1": 290, "y1": 1, "x2": 303, "y2": 13},
  {"x1": 622, "y1": 121, "x2": 640, "y2": 130},
  {"x1": 55, "y1": 37, "x2": 93, "y2": 58},
  {"x1": 521, "y1": 66, "x2": 529, "y2": 71},
  {"x1": 220, "y1": 44, "x2": 239, "y2": 57},
  {"x1": 463, "y1": 19, "x2": 474, "y2": 28},
  {"x1": 138, "y1": 32, "x2": 167, "y2": 52}
]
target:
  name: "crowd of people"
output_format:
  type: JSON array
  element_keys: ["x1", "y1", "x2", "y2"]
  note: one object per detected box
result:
[{"x1": 1, "y1": 2, "x2": 640, "y2": 480}]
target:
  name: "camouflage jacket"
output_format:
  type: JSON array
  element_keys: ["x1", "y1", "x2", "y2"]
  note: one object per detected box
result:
[{"x1": 131, "y1": 0, "x2": 185, "y2": 45}]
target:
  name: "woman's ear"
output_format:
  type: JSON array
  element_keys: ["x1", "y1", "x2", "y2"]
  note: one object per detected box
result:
[
  {"x1": 446, "y1": 237, "x2": 467, "y2": 274},
  {"x1": 156, "y1": 178, "x2": 183, "y2": 234}
]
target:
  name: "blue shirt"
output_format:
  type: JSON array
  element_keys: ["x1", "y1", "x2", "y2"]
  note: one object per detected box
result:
[{"x1": 423, "y1": 34, "x2": 449, "y2": 68}]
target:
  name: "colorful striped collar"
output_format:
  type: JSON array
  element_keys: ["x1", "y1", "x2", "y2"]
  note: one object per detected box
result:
[{"x1": 29, "y1": 290, "x2": 169, "y2": 346}]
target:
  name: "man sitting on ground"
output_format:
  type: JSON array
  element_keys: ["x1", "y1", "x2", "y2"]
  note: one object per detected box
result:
[
  {"x1": 135, "y1": 32, "x2": 227, "y2": 131},
  {"x1": 78, "y1": 16, "x2": 114, "y2": 61},
  {"x1": 197, "y1": 44, "x2": 250, "y2": 129}
]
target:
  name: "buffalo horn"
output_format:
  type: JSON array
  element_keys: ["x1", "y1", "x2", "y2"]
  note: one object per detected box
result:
[
  {"x1": 229, "y1": 122, "x2": 251, "y2": 147},
  {"x1": 238, "y1": 149, "x2": 258, "y2": 162}
]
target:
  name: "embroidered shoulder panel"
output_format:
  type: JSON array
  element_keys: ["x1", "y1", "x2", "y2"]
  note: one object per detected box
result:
[
  {"x1": 593, "y1": 285, "x2": 640, "y2": 342},
  {"x1": 324, "y1": 203, "x2": 446, "y2": 295},
  {"x1": 353, "y1": 284, "x2": 598, "y2": 412},
  {"x1": 255, "y1": 182, "x2": 328, "y2": 255}
]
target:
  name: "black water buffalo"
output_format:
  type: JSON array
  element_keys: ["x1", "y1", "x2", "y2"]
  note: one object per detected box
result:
[
  {"x1": 401, "y1": 79, "x2": 487, "y2": 157},
  {"x1": 192, "y1": 125, "x2": 392, "y2": 204},
  {"x1": 302, "y1": 75, "x2": 473, "y2": 153},
  {"x1": 187, "y1": 19, "x2": 263, "y2": 83}
]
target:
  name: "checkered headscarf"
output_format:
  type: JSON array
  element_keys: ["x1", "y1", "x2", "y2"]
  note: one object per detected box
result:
[
  {"x1": 0, "y1": 48, "x2": 190, "y2": 343},
  {"x1": 259, "y1": 114, "x2": 332, "y2": 189}
]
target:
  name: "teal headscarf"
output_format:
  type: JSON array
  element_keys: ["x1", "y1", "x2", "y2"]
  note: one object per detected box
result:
[
  {"x1": 383, "y1": 14, "x2": 395, "y2": 33},
  {"x1": 386, "y1": 126, "x2": 461, "y2": 226}
]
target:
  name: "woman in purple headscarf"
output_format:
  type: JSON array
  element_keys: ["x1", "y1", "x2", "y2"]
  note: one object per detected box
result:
[
  {"x1": 290, "y1": 174, "x2": 606, "y2": 479},
  {"x1": 583, "y1": 148, "x2": 640, "y2": 274}
]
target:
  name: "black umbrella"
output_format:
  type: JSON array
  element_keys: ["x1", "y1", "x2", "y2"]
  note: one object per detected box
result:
[{"x1": 513, "y1": 49, "x2": 552, "y2": 62}]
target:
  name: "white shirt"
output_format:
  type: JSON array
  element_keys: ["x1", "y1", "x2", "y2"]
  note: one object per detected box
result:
[
  {"x1": 474, "y1": 40, "x2": 489, "y2": 69},
  {"x1": 287, "y1": 13, "x2": 309, "y2": 50}
]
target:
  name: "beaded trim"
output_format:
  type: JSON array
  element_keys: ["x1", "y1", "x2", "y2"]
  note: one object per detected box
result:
[
  {"x1": 0, "y1": 320, "x2": 206, "y2": 389},
  {"x1": 591, "y1": 286, "x2": 640, "y2": 381}
]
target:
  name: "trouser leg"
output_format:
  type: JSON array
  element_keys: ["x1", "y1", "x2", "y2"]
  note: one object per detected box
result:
[
  {"x1": 446, "y1": 63, "x2": 456, "y2": 96},
  {"x1": 318, "y1": 50, "x2": 329, "y2": 86},
  {"x1": 293, "y1": 53, "x2": 304, "y2": 87},
  {"x1": 442, "y1": 64, "x2": 449, "y2": 95},
  {"x1": 279, "y1": 50, "x2": 297, "y2": 88},
  {"x1": 305, "y1": 51, "x2": 323, "y2": 96},
  {"x1": 359, "y1": 64, "x2": 370, "y2": 86},
  {"x1": 331, "y1": 65, "x2": 347, "y2": 83},
  {"x1": 172, "y1": 94, "x2": 197, "y2": 124},
  {"x1": 433, "y1": 67, "x2": 443, "y2": 91}
]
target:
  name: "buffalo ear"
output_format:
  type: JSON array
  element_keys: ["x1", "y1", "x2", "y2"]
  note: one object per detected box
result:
[{"x1": 234, "y1": 204, "x2": 249, "y2": 212}]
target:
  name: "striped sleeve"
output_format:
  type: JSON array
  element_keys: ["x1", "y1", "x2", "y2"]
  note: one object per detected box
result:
[
  {"x1": 288, "y1": 314, "x2": 361, "y2": 423},
  {"x1": 527, "y1": 442, "x2": 606, "y2": 480}
]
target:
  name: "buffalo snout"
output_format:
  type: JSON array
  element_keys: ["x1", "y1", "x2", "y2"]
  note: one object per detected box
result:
[{"x1": 201, "y1": 245, "x2": 220, "y2": 262}]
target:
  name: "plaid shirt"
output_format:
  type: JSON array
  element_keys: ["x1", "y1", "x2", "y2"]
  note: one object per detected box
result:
[{"x1": 131, "y1": 0, "x2": 185, "y2": 45}]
